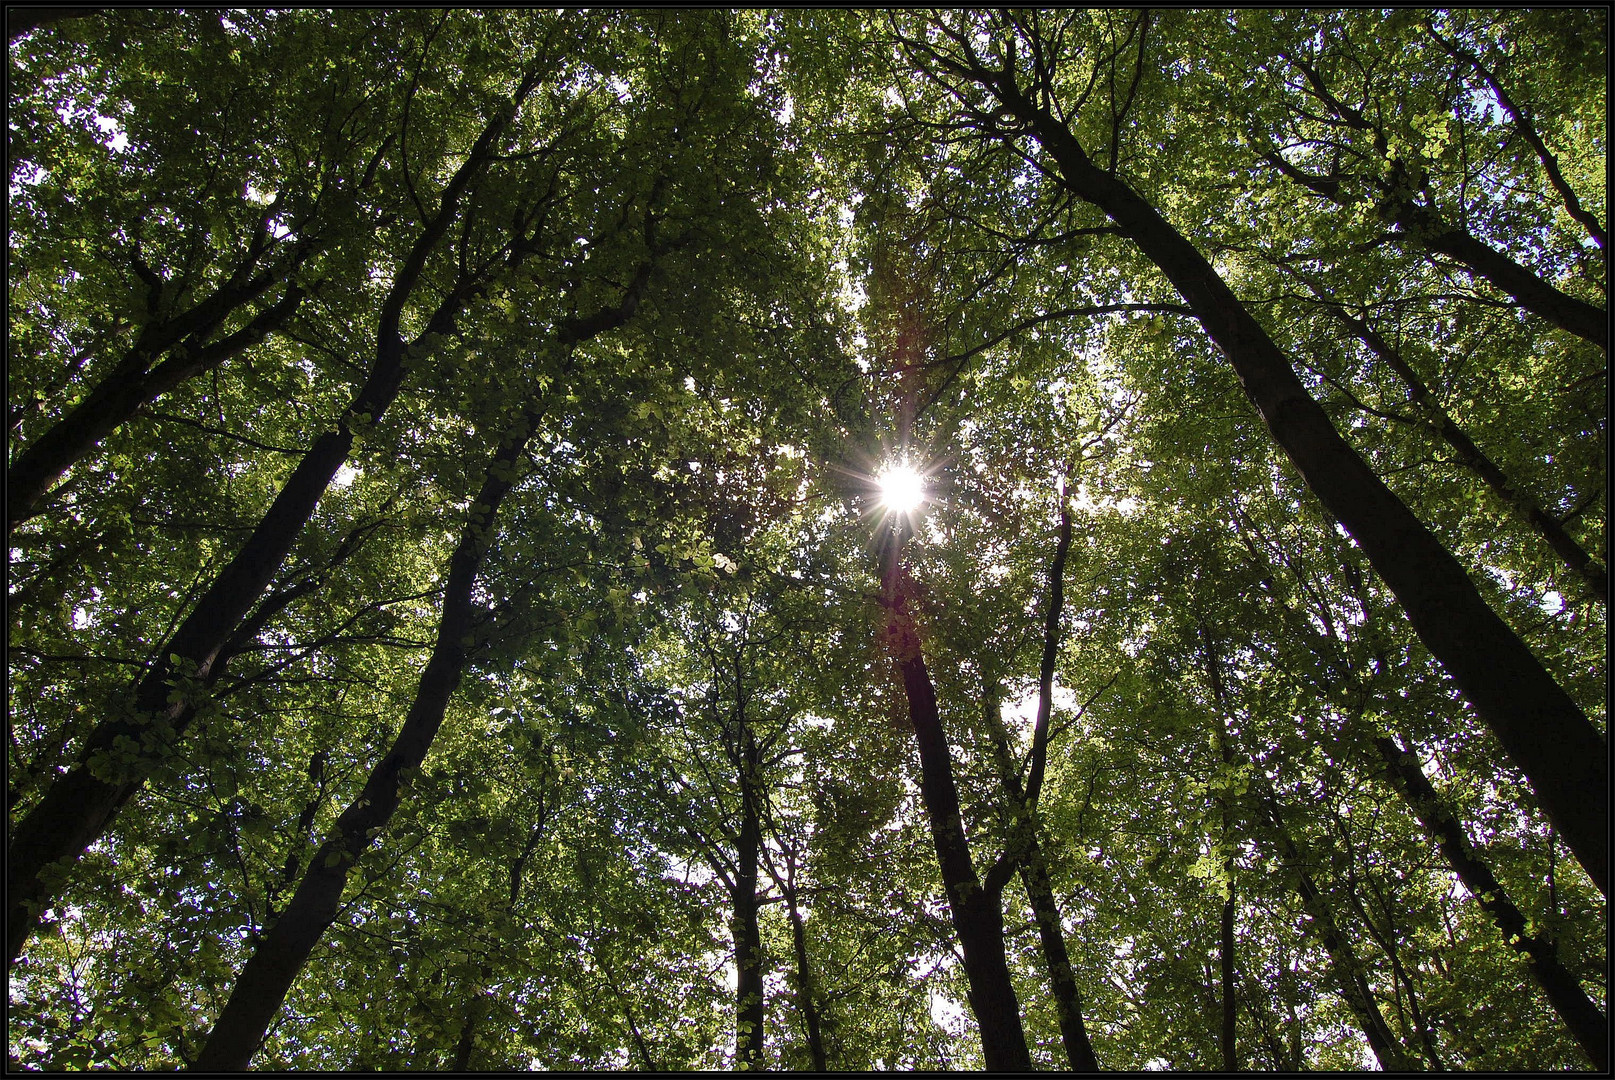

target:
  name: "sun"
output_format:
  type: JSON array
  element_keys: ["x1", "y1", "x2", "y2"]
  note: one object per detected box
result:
[{"x1": 876, "y1": 462, "x2": 926, "y2": 514}]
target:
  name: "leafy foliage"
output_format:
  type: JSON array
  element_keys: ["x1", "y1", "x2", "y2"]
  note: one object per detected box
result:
[{"x1": 8, "y1": 8, "x2": 1605, "y2": 1071}]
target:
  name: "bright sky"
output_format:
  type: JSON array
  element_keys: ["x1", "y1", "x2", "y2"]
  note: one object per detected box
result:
[{"x1": 877, "y1": 463, "x2": 925, "y2": 513}]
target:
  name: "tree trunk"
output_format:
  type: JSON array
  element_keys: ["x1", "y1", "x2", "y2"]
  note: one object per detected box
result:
[
  {"x1": 881, "y1": 533, "x2": 1031, "y2": 1072},
  {"x1": 783, "y1": 883, "x2": 827, "y2": 1071},
  {"x1": 979, "y1": 496, "x2": 1099, "y2": 1071},
  {"x1": 1018, "y1": 833, "x2": 1098, "y2": 1071},
  {"x1": 1220, "y1": 893, "x2": 1237, "y2": 1071},
  {"x1": 1424, "y1": 26, "x2": 1607, "y2": 250},
  {"x1": 981, "y1": 64, "x2": 1607, "y2": 898},
  {"x1": 1373, "y1": 735, "x2": 1608, "y2": 1070},
  {"x1": 1334, "y1": 308, "x2": 1607, "y2": 604},
  {"x1": 187, "y1": 239, "x2": 660, "y2": 1062},
  {"x1": 6, "y1": 73, "x2": 552, "y2": 966},
  {"x1": 1339, "y1": 867, "x2": 1446, "y2": 1070},
  {"x1": 451, "y1": 995, "x2": 487, "y2": 1071},
  {"x1": 733, "y1": 729, "x2": 765, "y2": 1071},
  {"x1": 1202, "y1": 624, "x2": 1238, "y2": 1072},
  {"x1": 983, "y1": 700, "x2": 1098, "y2": 1067},
  {"x1": 1389, "y1": 194, "x2": 1607, "y2": 352},
  {"x1": 193, "y1": 415, "x2": 535, "y2": 1071},
  {"x1": 1264, "y1": 802, "x2": 1414, "y2": 1072}
]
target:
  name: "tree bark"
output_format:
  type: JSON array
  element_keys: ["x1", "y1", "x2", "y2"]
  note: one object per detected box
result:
[
  {"x1": 1333, "y1": 308, "x2": 1607, "y2": 604},
  {"x1": 193, "y1": 410, "x2": 536, "y2": 1071},
  {"x1": 985, "y1": 705, "x2": 1096, "y2": 1072},
  {"x1": 880, "y1": 532, "x2": 1031, "y2": 1072},
  {"x1": 6, "y1": 75, "x2": 547, "y2": 966},
  {"x1": 1389, "y1": 197, "x2": 1607, "y2": 352},
  {"x1": 978, "y1": 493, "x2": 1099, "y2": 1072},
  {"x1": 783, "y1": 876, "x2": 828, "y2": 1071},
  {"x1": 1024, "y1": 501, "x2": 1072, "y2": 808},
  {"x1": 187, "y1": 242, "x2": 660, "y2": 1063},
  {"x1": 972, "y1": 54, "x2": 1607, "y2": 898},
  {"x1": 451, "y1": 995, "x2": 487, "y2": 1072},
  {"x1": 1019, "y1": 832, "x2": 1097, "y2": 1071},
  {"x1": 732, "y1": 727, "x2": 765, "y2": 1071},
  {"x1": 1264, "y1": 801, "x2": 1414, "y2": 1072},
  {"x1": 1202, "y1": 626, "x2": 1238, "y2": 1073},
  {"x1": 1219, "y1": 891, "x2": 1237, "y2": 1071},
  {"x1": 1373, "y1": 735, "x2": 1608, "y2": 1070}
]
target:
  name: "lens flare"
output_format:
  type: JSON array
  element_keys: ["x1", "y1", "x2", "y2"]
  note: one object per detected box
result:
[{"x1": 876, "y1": 463, "x2": 925, "y2": 514}]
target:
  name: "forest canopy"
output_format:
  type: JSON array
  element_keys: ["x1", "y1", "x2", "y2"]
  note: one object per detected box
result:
[{"x1": 6, "y1": 8, "x2": 1607, "y2": 1071}]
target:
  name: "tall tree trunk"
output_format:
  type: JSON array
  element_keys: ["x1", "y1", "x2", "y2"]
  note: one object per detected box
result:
[
  {"x1": 1219, "y1": 894, "x2": 1237, "y2": 1070},
  {"x1": 1201, "y1": 624, "x2": 1239, "y2": 1072},
  {"x1": 1019, "y1": 832, "x2": 1097, "y2": 1070},
  {"x1": 881, "y1": 532, "x2": 1031, "y2": 1072},
  {"x1": 187, "y1": 245, "x2": 658, "y2": 1063},
  {"x1": 984, "y1": 707, "x2": 1096, "y2": 1071},
  {"x1": 732, "y1": 727, "x2": 765, "y2": 1071},
  {"x1": 192, "y1": 409, "x2": 537, "y2": 1071},
  {"x1": 980, "y1": 494, "x2": 1099, "y2": 1072},
  {"x1": 6, "y1": 104, "x2": 520, "y2": 962},
  {"x1": 1337, "y1": 861, "x2": 1447, "y2": 1070},
  {"x1": 779, "y1": 848, "x2": 827, "y2": 1071},
  {"x1": 1333, "y1": 308, "x2": 1607, "y2": 604},
  {"x1": 1373, "y1": 735, "x2": 1608, "y2": 1070},
  {"x1": 1264, "y1": 801, "x2": 1414, "y2": 1072},
  {"x1": 970, "y1": 54, "x2": 1607, "y2": 898},
  {"x1": 451, "y1": 995, "x2": 488, "y2": 1072}
]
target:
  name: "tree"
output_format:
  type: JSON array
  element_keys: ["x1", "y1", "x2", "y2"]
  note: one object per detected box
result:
[{"x1": 9, "y1": 8, "x2": 1605, "y2": 1072}]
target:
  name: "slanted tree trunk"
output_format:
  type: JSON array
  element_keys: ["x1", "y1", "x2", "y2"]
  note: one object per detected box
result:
[
  {"x1": 1336, "y1": 853, "x2": 1447, "y2": 1071},
  {"x1": 1001, "y1": 500, "x2": 1104, "y2": 1071},
  {"x1": 193, "y1": 400, "x2": 542, "y2": 1070},
  {"x1": 1387, "y1": 195, "x2": 1607, "y2": 351},
  {"x1": 1373, "y1": 735, "x2": 1608, "y2": 1070},
  {"x1": 4, "y1": 76, "x2": 665, "y2": 966},
  {"x1": 1423, "y1": 24, "x2": 1607, "y2": 251},
  {"x1": 951, "y1": 41, "x2": 1607, "y2": 898},
  {"x1": 1333, "y1": 308, "x2": 1607, "y2": 604},
  {"x1": 984, "y1": 712, "x2": 1098, "y2": 1071},
  {"x1": 880, "y1": 529, "x2": 1031, "y2": 1072},
  {"x1": 188, "y1": 246, "x2": 660, "y2": 1064},
  {"x1": 1016, "y1": 828, "x2": 1096, "y2": 1070},
  {"x1": 1264, "y1": 801, "x2": 1414, "y2": 1072},
  {"x1": 765, "y1": 831, "x2": 827, "y2": 1071}
]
